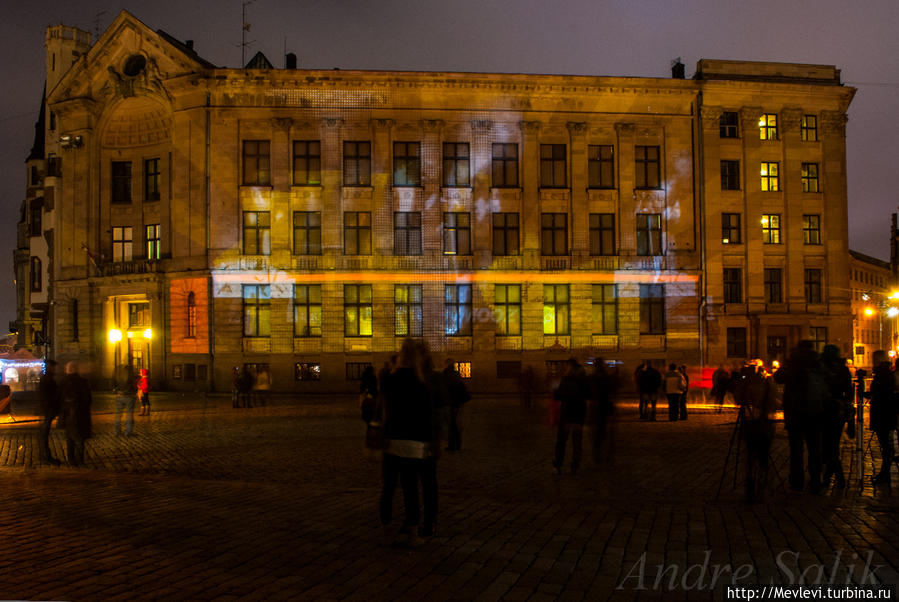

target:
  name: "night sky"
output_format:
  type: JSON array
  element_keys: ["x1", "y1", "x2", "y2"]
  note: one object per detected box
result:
[{"x1": 2, "y1": 0, "x2": 897, "y2": 331}]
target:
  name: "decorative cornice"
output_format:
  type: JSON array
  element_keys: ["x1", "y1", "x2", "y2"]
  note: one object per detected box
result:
[
  {"x1": 614, "y1": 123, "x2": 635, "y2": 136},
  {"x1": 421, "y1": 119, "x2": 444, "y2": 133},
  {"x1": 780, "y1": 108, "x2": 803, "y2": 132},
  {"x1": 321, "y1": 117, "x2": 344, "y2": 129},
  {"x1": 519, "y1": 121, "x2": 540, "y2": 135},
  {"x1": 470, "y1": 119, "x2": 492, "y2": 132},
  {"x1": 700, "y1": 106, "x2": 723, "y2": 129},
  {"x1": 370, "y1": 118, "x2": 394, "y2": 131},
  {"x1": 740, "y1": 107, "x2": 763, "y2": 136},
  {"x1": 270, "y1": 117, "x2": 293, "y2": 133},
  {"x1": 566, "y1": 122, "x2": 587, "y2": 135}
]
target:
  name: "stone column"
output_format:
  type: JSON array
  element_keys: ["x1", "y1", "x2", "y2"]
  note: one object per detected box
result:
[
  {"x1": 520, "y1": 120, "x2": 541, "y2": 268},
  {"x1": 567, "y1": 122, "x2": 588, "y2": 257}
]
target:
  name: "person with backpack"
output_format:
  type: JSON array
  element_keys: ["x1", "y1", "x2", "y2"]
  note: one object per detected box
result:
[
  {"x1": 820, "y1": 345, "x2": 854, "y2": 489},
  {"x1": 664, "y1": 363, "x2": 687, "y2": 422},
  {"x1": 774, "y1": 340, "x2": 829, "y2": 493}
]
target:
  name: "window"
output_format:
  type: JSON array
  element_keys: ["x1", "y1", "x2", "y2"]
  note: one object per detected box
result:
[
  {"x1": 803, "y1": 214, "x2": 821, "y2": 245},
  {"x1": 394, "y1": 285, "x2": 423, "y2": 337},
  {"x1": 497, "y1": 361, "x2": 522, "y2": 379},
  {"x1": 30, "y1": 165, "x2": 39, "y2": 186},
  {"x1": 129, "y1": 302, "x2": 150, "y2": 328},
  {"x1": 541, "y1": 213, "x2": 568, "y2": 256},
  {"x1": 346, "y1": 363, "x2": 373, "y2": 381},
  {"x1": 727, "y1": 328, "x2": 747, "y2": 357},
  {"x1": 72, "y1": 300, "x2": 79, "y2": 342},
  {"x1": 801, "y1": 163, "x2": 819, "y2": 193},
  {"x1": 636, "y1": 213, "x2": 663, "y2": 256},
  {"x1": 809, "y1": 327, "x2": 827, "y2": 353},
  {"x1": 721, "y1": 160, "x2": 740, "y2": 190},
  {"x1": 344, "y1": 212, "x2": 372, "y2": 255},
  {"x1": 759, "y1": 113, "x2": 777, "y2": 140},
  {"x1": 767, "y1": 336, "x2": 786, "y2": 360},
  {"x1": 723, "y1": 268, "x2": 743, "y2": 304},
  {"x1": 29, "y1": 257, "x2": 41, "y2": 292},
  {"x1": 805, "y1": 269, "x2": 823, "y2": 304},
  {"x1": 761, "y1": 214, "x2": 781, "y2": 244},
  {"x1": 760, "y1": 162, "x2": 779, "y2": 191},
  {"x1": 242, "y1": 140, "x2": 270, "y2": 185},
  {"x1": 491, "y1": 143, "x2": 518, "y2": 187},
  {"x1": 589, "y1": 213, "x2": 616, "y2": 256},
  {"x1": 294, "y1": 285, "x2": 322, "y2": 337},
  {"x1": 588, "y1": 145, "x2": 615, "y2": 188},
  {"x1": 443, "y1": 142, "x2": 470, "y2": 187},
  {"x1": 494, "y1": 284, "x2": 522, "y2": 336},
  {"x1": 112, "y1": 226, "x2": 133, "y2": 262},
  {"x1": 145, "y1": 158, "x2": 160, "y2": 201},
  {"x1": 721, "y1": 213, "x2": 741, "y2": 245},
  {"x1": 639, "y1": 284, "x2": 665, "y2": 335},
  {"x1": 293, "y1": 211, "x2": 322, "y2": 255},
  {"x1": 242, "y1": 285, "x2": 270, "y2": 337},
  {"x1": 592, "y1": 284, "x2": 618, "y2": 335},
  {"x1": 634, "y1": 146, "x2": 661, "y2": 189},
  {"x1": 801, "y1": 115, "x2": 818, "y2": 141},
  {"x1": 492, "y1": 213, "x2": 519, "y2": 256},
  {"x1": 543, "y1": 284, "x2": 570, "y2": 335},
  {"x1": 242, "y1": 211, "x2": 271, "y2": 255},
  {"x1": 445, "y1": 284, "x2": 472, "y2": 336},
  {"x1": 187, "y1": 292, "x2": 197, "y2": 338},
  {"x1": 394, "y1": 212, "x2": 422, "y2": 255},
  {"x1": 454, "y1": 362, "x2": 472, "y2": 379},
  {"x1": 296, "y1": 363, "x2": 321, "y2": 380},
  {"x1": 146, "y1": 224, "x2": 161, "y2": 260},
  {"x1": 292, "y1": 141, "x2": 321, "y2": 185},
  {"x1": 343, "y1": 141, "x2": 371, "y2": 186},
  {"x1": 443, "y1": 212, "x2": 471, "y2": 255},
  {"x1": 764, "y1": 268, "x2": 783, "y2": 304},
  {"x1": 30, "y1": 201, "x2": 42, "y2": 237},
  {"x1": 111, "y1": 161, "x2": 132, "y2": 203},
  {"x1": 344, "y1": 284, "x2": 373, "y2": 336},
  {"x1": 720, "y1": 111, "x2": 739, "y2": 138},
  {"x1": 540, "y1": 144, "x2": 567, "y2": 188},
  {"x1": 393, "y1": 142, "x2": 421, "y2": 186}
]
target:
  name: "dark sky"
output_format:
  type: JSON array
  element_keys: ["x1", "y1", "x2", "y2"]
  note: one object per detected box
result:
[{"x1": 2, "y1": 0, "x2": 897, "y2": 331}]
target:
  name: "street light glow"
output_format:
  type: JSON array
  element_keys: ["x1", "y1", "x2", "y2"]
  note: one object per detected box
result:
[
  {"x1": 144, "y1": 328, "x2": 153, "y2": 339},
  {"x1": 865, "y1": 307, "x2": 875, "y2": 316},
  {"x1": 886, "y1": 307, "x2": 898, "y2": 318},
  {"x1": 107, "y1": 329, "x2": 122, "y2": 343}
]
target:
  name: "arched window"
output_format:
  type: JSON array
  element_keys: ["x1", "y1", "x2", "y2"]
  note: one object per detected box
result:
[{"x1": 187, "y1": 292, "x2": 197, "y2": 338}]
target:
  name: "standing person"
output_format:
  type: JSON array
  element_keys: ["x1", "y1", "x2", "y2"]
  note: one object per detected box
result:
[
  {"x1": 237, "y1": 366, "x2": 253, "y2": 408},
  {"x1": 359, "y1": 364, "x2": 379, "y2": 427},
  {"x1": 868, "y1": 350, "x2": 898, "y2": 484},
  {"x1": 443, "y1": 358, "x2": 471, "y2": 452},
  {"x1": 734, "y1": 360, "x2": 777, "y2": 502},
  {"x1": 113, "y1": 364, "x2": 137, "y2": 437},
  {"x1": 821, "y1": 345, "x2": 853, "y2": 488},
  {"x1": 380, "y1": 338, "x2": 436, "y2": 545},
  {"x1": 553, "y1": 358, "x2": 591, "y2": 474},
  {"x1": 58, "y1": 361, "x2": 92, "y2": 467},
  {"x1": 590, "y1": 358, "x2": 615, "y2": 464},
  {"x1": 518, "y1": 365, "x2": 535, "y2": 409},
  {"x1": 774, "y1": 340, "x2": 829, "y2": 493},
  {"x1": 231, "y1": 366, "x2": 241, "y2": 408},
  {"x1": 137, "y1": 369, "x2": 150, "y2": 416},
  {"x1": 637, "y1": 360, "x2": 662, "y2": 421},
  {"x1": 634, "y1": 361, "x2": 648, "y2": 418},
  {"x1": 712, "y1": 364, "x2": 731, "y2": 413},
  {"x1": 664, "y1": 363, "x2": 687, "y2": 422},
  {"x1": 37, "y1": 360, "x2": 61, "y2": 466},
  {"x1": 678, "y1": 365, "x2": 690, "y2": 420}
]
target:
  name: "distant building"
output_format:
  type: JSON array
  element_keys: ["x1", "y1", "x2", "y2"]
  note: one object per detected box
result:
[
  {"x1": 849, "y1": 250, "x2": 892, "y2": 369},
  {"x1": 16, "y1": 11, "x2": 855, "y2": 391}
]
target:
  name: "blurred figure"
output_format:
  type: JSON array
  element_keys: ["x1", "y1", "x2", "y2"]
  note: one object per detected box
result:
[
  {"x1": 664, "y1": 363, "x2": 686, "y2": 422},
  {"x1": 711, "y1": 364, "x2": 731, "y2": 413},
  {"x1": 237, "y1": 366, "x2": 253, "y2": 408},
  {"x1": 113, "y1": 363, "x2": 136, "y2": 437},
  {"x1": 231, "y1": 366, "x2": 241, "y2": 409},
  {"x1": 868, "y1": 350, "x2": 897, "y2": 485},
  {"x1": 734, "y1": 360, "x2": 777, "y2": 502},
  {"x1": 820, "y1": 345, "x2": 853, "y2": 489},
  {"x1": 37, "y1": 360, "x2": 61, "y2": 466},
  {"x1": 443, "y1": 358, "x2": 471, "y2": 452},
  {"x1": 254, "y1": 365, "x2": 270, "y2": 406},
  {"x1": 137, "y1": 368, "x2": 150, "y2": 416},
  {"x1": 590, "y1": 358, "x2": 616, "y2": 465},
  {"x1": 59, "y1": 361, "x2": 92, "y2": 467},
  {"x1": 518, "y1": 364, "x2": 535, "y2": 409},
  {"x1": 636, "y1": 360, "x2": 662, "y2": 421},
  {"x1": 553, "y1": 358, "x2": 591, "y2": 474},
  {"x1": 678, "y1": 365, "x2": 690, "y2": 420}
]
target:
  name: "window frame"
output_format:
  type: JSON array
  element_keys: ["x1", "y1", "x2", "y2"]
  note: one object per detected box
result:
[
  {"x1": 721, "y1": 213, "x2": 742, "y2": 245},
  {"x1": 759, "y1": 113, "x2": 778, "y2": 140},
  {"x1": 242, "y1": 284, "x2": 271, "y2": 338},
  {"x1": 634, "y1": 145, "x2": 661, "y2": 189},
  {"x1": 719, "y1": 111, "x2": 739, "y2": 138},
  {"x1": 639, "y1": 284, "x2": 666, "y2": 335},
  {"x1": 539, "y1": 143, "x2": 567, "y2": 188},
  {"x1": 144, "y1": 157, "x2": 160, "y2": 202},
  {"x1": 445, "y1": 284, "x2": 473, "y2": 336},
  {"x1": 760, "y1": 162, "x2": 780, "y2": 192},
  {"x1": 491, "y1": 143, "x2": 519, "y2": 188},
  {"x1": 592, "y1": 283, "x2": 618, "y2": 335},
  {"x1": 112, "y1": 226, "x2": 133, "y2": 262},
  {"x1": 111, "y1": 160, "x2": 132, "y2": 204},
  {"x1": 344, "y1": 284, "x2": 373, "y2": 337},
  {"x1": 540, "y1": 212, "x2": 568, "y2": 256},
  {"x1": 343, "y1": 141, "x2": 372, "y2": 186},
  {"x1": 494, "y1": 284, "x2": 522, "y2": 336},
  {"x1": 393, "y1": 141, "x2": 421, "y2": 187},
  {"x1": 803, "y1": 214, "x2": 821, "y2": 245},
  {"x1": 394, "y1": 212, "x2": 422, "y2": 256},
  {"x1": 723, "y1": 268, "x2": 743, "y2": 304},
  {"x1": 761, "y1": 214, "x2": 781, "y2": 245},
  {"x1": 636, "y1": 213, "x2": 663, "y2": 256},
  {"x1": 145, "y1": 224, "x2": 161, "y2": 260},
  {"x1": 726, "y1": 327, "x2": 748, "y2": 358},
  {"x1": 801, "y1": 162, "x2": 819, "y2": 193},
  {"x1": 589, "y1": 213, "x2": 616, "y2": 256},
  {"x1": 187, "y1": 291, "x2": 197, "y2": 338},
  {"x1": 587, "y1": 144, "x2": 615, "y2": 189},
  {"x1": 720, "y1": 160, "x2": 740, "y2": 191},
  {"x1": 294, "y1": 284, "x2": 322, "y2": 337},
  {"x1": 29, "y1": 257, "x2": 41, "y2": 292},
  {"x1": 492, "y1": 212, "x2": 520, "y2": 256},
  {"x1": 443, "y1": 212, "x2": 471, "y2": 256},
  {"x1": 543, "y1": 284, "x2": 570, "y2": 335},
  {"x1": 442, "y1": 142, "x2": 470, "y2": 187},
  {"x1": 292, "y1": 140, "x2": 322, "y2": 186},
  {"x1": 242, "y1": 140, "x2": 271, "y2": 186},
  {"x1": 764, "y1": 268, "x2": 783, "y2": 304},
  {"x1": 394, "y1": 284, "x2": 423, "y2": 337},
  {"x1": 343, "y1": 211, "x2": 372, "y2": 255},
  {"x1": 293, "y1": 211, "x2": 322, "y2": 255},
  {"x1": 801, "y1": 115, "x2": 818, "y2": 142},
  {"x1": 805, "y1": 268, "x2": 823, "y2": 304},
  {"x1": 242, "y1": 211, "x2": 271, "y2": 256}
]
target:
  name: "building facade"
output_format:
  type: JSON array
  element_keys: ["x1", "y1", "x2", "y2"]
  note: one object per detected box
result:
[
  {"x1": 849, "y1": 250, "x2": 893, "y2": 369},
  {"x1": 17, "y1": 12, "x2": 855, "y2": 392}
]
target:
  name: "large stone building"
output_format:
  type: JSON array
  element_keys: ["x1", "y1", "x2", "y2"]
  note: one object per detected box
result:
[
  {"x1": 15, "y1": 11, "x2": 855, "y2": 392},
  {"x1": 848, "y1": 250, "x2": 892, "y2": 369}
]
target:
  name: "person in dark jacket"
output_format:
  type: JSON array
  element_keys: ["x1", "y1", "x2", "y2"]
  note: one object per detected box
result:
[
  {"x1": 443, "y1": 358, "x2": 471, "y2": 452},
  {"x1": 58, "y1": 361, "x2": 92, "y2": 467},
  {"x1": 678, "y1": 365, "x2": 690, "y2": 420},
  {"x1": 37, "y1": 360, "x2": 61, "y2": 466},
  {"x1": 734, "y1": 360, "x2": 777, "y2": 502},
  {"x1": 637, "y1": 360, "x2": 662, "y2": 421},
  {"x1": 820, "y1": 345, "x2": 854, "y2": 488},
  {"x1": 590, "y1": 358, "x2": 616, "y2": 464},
  {"x1": 868, "y1": 350, "x2": 897, "y2": 484},
  {"x1": 553, "y1": 358, "x2": 591, "y2": 474},
  {"x1": 711, "y1": 365, "x2": 731, "y2": 413},
  {"x1": 114, "y1": 363, "x2": 137, "y2": 437}
]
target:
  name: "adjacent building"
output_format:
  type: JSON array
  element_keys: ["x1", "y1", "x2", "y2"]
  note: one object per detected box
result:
[
  {"x1": 848, "y1": 250, "x2": 892, "y2": 369},
  {"x1": 15, "y1": 11, "x2": 856, "y2": 392}
]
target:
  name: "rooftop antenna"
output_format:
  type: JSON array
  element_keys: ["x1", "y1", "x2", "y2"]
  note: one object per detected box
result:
[
  {"x1": 92, "y1": 10, "x2": 106, "y2": 40},
  {"x1": 240, "y1": 0, "x2": 256, "y2": 67}
]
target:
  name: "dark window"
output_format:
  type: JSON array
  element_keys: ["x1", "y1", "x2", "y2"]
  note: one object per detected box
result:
[
  {"x1": 346, "y1": 363, "x2": 373, "y2": 381},
  {"x1": 767, "y1": 336, "x2": 786, "y2": 361},
  {"x1": 809, "y1": 327, "x2": 827, "y2": 353},
  {"x1": 292, "y1": 141, "x2": 321, "y2": 185},
  {"x1": 393, "y1": 142, "x2": 421, "y2": 186},
  {"x1": 112, "y1": 226, "x2": 133, "y2": 262},
  {"x1": 145, "y1": 158, "x2": 160, "y2": 201},
  {"x1": 445, "y1": 284, "x2": 472, "y2": 336},
  {"x1": 592, "y1": 284, "x2": 618, "y2": 335},
  {"x1": 722, "y1": 213, "x2": 741, "y2": 245},
  {"x1": 30, "y1": 200, "x2": 42, "y2": 237},
  {"x1": 635, "y1": 146, "x2": 661, "y2": 189},
  {"x1": 443, "y1": 212, "x2": 471, "y2": 255},
  {"x1": 764, "y1": 268, "x2": 783, "y2": 304},
  {"x1": 805, "y1": 269, "x2": 823, "y2": 304},
  {"x1": 242, "y1": 140, "x2": 270, "y2": 185},
  {"x1": 293, "y1": 211, "x2": 322, "y2": 255},
  {"x1": 242, "y1": 285, "x2": 270, "y2": 337},
  {"x1": 443, "y1": 142, "x2": 470, "y2": 187},
  {"x1": 111, "y1": 161, "x2": 132, "y2": 203},
  {"x1": 760, "y1": 162, "x2": 779, "y2": 191},
  {"x1": 759, "y1": 113, "x2": 778, "y2": 140},
  {"x1": 296, "y1": 363, "x2": 321, "y2": 381},
  {"x1": 589, "y1": 213, "x2": 616, "y2": 256},
  {"x1": 588, "y1": 145, "x2": 615, "y2": 189},
  {"x1": 30, "y1": 165, "x2": 39, "y2": 186},
  {"x1": 395, "y1": 284, "x2": 423, "y2": 337},
  {"x1": 187, "y1": 292, "x2": 197, "y2": 338},
  {"x1": 494, "y1": 284, "x2": 521, "y2": 336},
  {"x1": 294, "y1": 284, "x2": 322, "y2": 337},
  {"x1": 343, "y1": 141, "x2": 371, "y2": 186},
  {"x1": 540, "y1": 144, "x2": 567, "y2": 188},
  {"x1": 639, "y1": 284, "x2": 665, "y2": 335},
  {"x1": 720, "y1": 111, "x2": 739, "y2": 138},
  {"x1": 344, "y1": 212, "x2": 372, "y2": 255},
  {"x1": 636, "y1": 213, "x2": 663, "y2": 256},
  {"x1": 801, "y1": 115, "x2": 818, "y2": 142},
  {"x1": 145, "y1": 224, "x2": 161, "y2": 260},
  {"x1": 29, "y1": 257, "x2": 41, "y2": 292},
  {"x1": 803, "y1": 214, "x2": 821, "y2": 245},
  {"x1": 128, "y1": 302, "x2": 150, "y2": 328},
  {"x1": 184, "y1": 363, "x2": 196, "y2": 381},
  {"x1": 801, "y1": 163, "x2": 819, "y2": 193},
  {"x1": 344, "y1": 285, "x2": 373, "y2": 336},
  {"x1": 727, "y1": 328, "x2": 747, "y2": 357},
  {"x1": 723, "y1": 268, "x2": 743, "y2": 304},
  {"x1": 762, "y1": 214, "x2": 781, "y2": 244},
  {"x1": 497, "y1": 361, "x2": 522, "y2": 379},
  {"x1": 491, "y1": 143, "x2": 518, "y2": 187},
  {"x1": 541, "y1": 213, "x2": 568, "y2": 256},
  {"x1": 543, "y1": 285, "x2": 570, "y2": 335},
  {"x1": 394, "y1": 212, "x2": 422, "y2": 255},
  {"x1": 492, "y1": 213, "x2": 519, "y2": 256},
  {"x1": 721, "y1": 160, "x2": 740, "y2": 190},
  {"x1": 242, "y1": 211, "x2": 271, "y2": 255}
]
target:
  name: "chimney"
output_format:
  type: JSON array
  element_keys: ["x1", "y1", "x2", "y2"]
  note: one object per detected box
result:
[
  {"x1": 185, "y1": 40, "x2": 194, "y2": 50},
  {"x1": 671, "y1": 58, "x2": 685, "y2": 79},
  {"x1": 285, "y1": 52, "x2": 297, "y2": 69}
]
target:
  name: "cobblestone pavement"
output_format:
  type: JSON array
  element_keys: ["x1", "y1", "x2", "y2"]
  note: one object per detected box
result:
[{"x1": 0, "y1": 393, "x2": 896, "y2": 601}]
